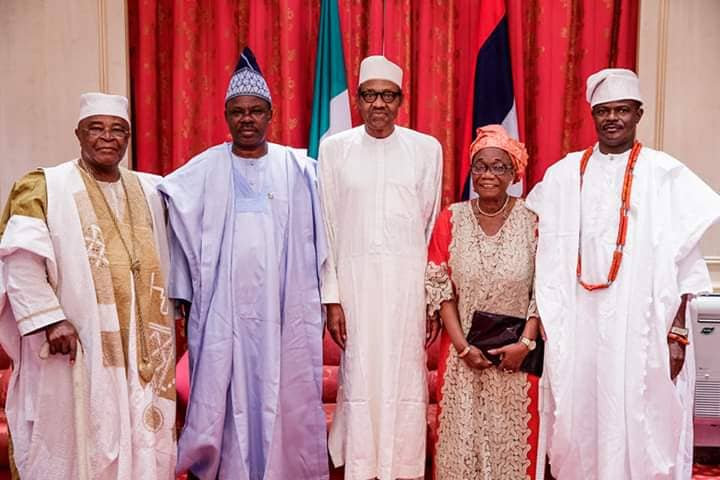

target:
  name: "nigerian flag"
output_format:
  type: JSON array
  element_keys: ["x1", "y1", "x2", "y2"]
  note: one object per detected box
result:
[{"x1": 308, "y1": 0, "x2": 351, "y2": 158}]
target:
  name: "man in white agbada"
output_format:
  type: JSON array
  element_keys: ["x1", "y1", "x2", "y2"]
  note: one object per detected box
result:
[
  {"x1": 526, "y1": 69, "x2": 720, "y2": 479},
  {"x1": 320, "y1": 55, "x2": 443, "y2": 480},
  {"x1": 0, "y1": 93, "x2": 176, "y2": 479}
]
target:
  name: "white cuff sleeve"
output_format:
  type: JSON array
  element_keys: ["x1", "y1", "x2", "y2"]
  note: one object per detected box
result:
[
  {"x1": 320, "y1": 261, "x2": 340, "y2": 304},
  {"x1": 5, "y1": 249, "x2": 65, "y2": 335}
]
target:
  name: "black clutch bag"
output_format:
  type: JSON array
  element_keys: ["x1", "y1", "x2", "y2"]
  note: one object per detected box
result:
[{"x1": 465, "y1": 310, "x2": 544, "y2": 377}]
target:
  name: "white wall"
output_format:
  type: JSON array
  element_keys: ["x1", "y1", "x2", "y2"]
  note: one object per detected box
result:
[
  {"x1": 0, "y1": 0, "x2": 130, "y2": 202},
  {"x1": 638, "y1": 0, "x2": 720, "y2": 289}
]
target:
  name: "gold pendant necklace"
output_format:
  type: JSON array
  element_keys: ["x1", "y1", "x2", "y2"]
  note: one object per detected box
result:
[
  {"x1": 78, "y1": 163, "x2": 154, "y2": 383},
  {"x1": 474, "y1": 195, "x2": 510, "y2": 218}
]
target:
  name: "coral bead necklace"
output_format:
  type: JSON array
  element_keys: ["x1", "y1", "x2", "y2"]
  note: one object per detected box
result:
[{"x1": 576, "y1": 141, "x2": 642, "y2": 291}]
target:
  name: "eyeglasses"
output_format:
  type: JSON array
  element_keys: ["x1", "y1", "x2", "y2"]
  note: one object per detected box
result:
[
  {"x1": 228, "y1": 107, "x2": 270, "y2": 120},
  {"x1": 83, "y1": 125, "x2": 130, "y2": 140},
  {"x1": 359, "y1": 89, "x2": 402, "y2": 104},
  {"x1": 471, "y1": 162, "x2": 514, "y2": 176}
]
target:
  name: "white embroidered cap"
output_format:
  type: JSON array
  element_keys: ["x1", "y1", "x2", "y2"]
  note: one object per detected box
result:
[
  {"x1": 586, "y1": 68, "x2": 643, "y2": 107},
  {"x1": 78, "y1": 92, "x2": 130, "y2": 124},
  {"x1": 358, "y1": 55, "x2": 403, "y2": 89}
]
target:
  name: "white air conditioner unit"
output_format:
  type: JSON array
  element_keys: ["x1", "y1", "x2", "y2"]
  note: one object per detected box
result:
[{"x1": 692, "y1": 293, "x2": 720, "y2": 447}]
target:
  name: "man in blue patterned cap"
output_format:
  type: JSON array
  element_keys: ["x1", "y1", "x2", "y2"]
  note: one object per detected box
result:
[{"x1": 160, "y1": 47, "x2": 329, "y2": 480}]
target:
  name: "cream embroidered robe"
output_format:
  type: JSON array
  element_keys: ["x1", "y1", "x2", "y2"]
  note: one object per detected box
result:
[
  {"x1": 0, "y1": 160, "x2": 176, "y2": 480},
  {"x1": 319, "y1": 126, "x2": 443, "y2": 480},
  {"x1": 526, "y1": 145, "x2": 720, "y2": 480}
]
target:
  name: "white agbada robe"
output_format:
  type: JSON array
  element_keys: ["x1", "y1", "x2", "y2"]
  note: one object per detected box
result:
[
  {"x1": 0, "y1": 161, "x2": 176, "y2": 480},
  {"x1": 319, "y1": 126, "x2": 442, "y2": 480},
  {"x1": 526, "y1": 145, "x2": 720, "y2": 480}
]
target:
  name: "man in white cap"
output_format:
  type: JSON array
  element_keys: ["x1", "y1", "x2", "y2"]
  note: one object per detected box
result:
[
  {"x1": 526, "y1": 68, "x2": 720, "y2": 479},
  {"x1": 159, "y1": 47, "x2": 328, "y2": 480},
  {"x1": 319, "y1": 55, "x2": 443, "y2": 480},
  {"x1": 0, "y1": 92, "x2": 176, "y2": 479}
]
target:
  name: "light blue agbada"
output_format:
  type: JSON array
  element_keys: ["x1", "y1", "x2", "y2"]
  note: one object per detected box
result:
[{"x1": 159, "y1": 142, "x2": 328, "y2": 480}]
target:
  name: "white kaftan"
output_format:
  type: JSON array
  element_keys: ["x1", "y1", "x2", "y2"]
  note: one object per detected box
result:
[
  {"x1": 319, "y1": 126, "x2": 442, "y2": 480},
  {"x1": 526, "y1": 145, "x2": 720, "y2": 480},
  {"x1": 0, "y1": 161, "x2": 176, "y2": 480}
]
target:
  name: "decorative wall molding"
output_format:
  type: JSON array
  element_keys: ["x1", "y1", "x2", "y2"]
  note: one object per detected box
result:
[
  {"x1": 0, "y1": 1, "x2": 131, "y2": 201},
  {"x1": 98, "y1": 0, "x2": 109, "y2": 93},
  {"x1": 639, "y1": 1, "x2": 720, "y2": 289},
  {"x1": 653, "y1": 0, "x2": 669, "y2": 151}
]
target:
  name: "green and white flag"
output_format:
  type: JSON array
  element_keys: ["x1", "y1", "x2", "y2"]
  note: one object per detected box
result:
[{"x1": 308, "y1": 0, "x2": 351, "y2": 158}]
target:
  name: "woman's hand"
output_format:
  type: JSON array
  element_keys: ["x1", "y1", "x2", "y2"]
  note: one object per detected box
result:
[
  {"x1": 488, "y1": 342, "x2": 529, "y2": 373},
  {"x1": 461, "y1": 346, "x2": 493, "y2": 370}
]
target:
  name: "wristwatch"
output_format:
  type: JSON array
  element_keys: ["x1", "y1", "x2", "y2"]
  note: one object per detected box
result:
[
  {"x1": 670, "y1": 326, "x2": 689, "y2": 337},
  {"x1": 519, "y1": 336, "x2": 537, "y2": 351}
]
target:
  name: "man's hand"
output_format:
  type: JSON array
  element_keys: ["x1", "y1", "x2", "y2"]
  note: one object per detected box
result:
[
  {"x1": 326, "y1": 303, "x2": 347, "y2": 350},
  {"x1": 425, "y1": 314, "x2": 441, "y2": 348},
  {"x1": 461, "y1": 346, "x2": 493, "y2": 370},
  {"x1": 45, "y1": 320, "x2": 80, "y2": 364},
  {"x1": 669, "y1": 340, "x2": 686, "y2": 380},
  {"x1": 668, "y1": 294, "x2": 689, "y2": 380},
  {"x1": 489, "y1": 342, "x2": 530, "y2": 373}
]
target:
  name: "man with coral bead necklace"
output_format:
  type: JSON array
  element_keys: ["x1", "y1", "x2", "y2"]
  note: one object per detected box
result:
[{"x1": 526, "y1": 68, "x2": 720, "y2": 480}]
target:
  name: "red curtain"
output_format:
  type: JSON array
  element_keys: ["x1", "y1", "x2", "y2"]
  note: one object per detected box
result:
[
  {"x1": 128, "y1": 0, "x2": 638, "y2": 204},
  {"x1": 507, "y1": 0, "x2": 639, "y2": 188}
]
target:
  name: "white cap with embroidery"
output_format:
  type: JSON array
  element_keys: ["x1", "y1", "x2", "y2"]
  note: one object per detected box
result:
[
  {"x1": 358, "y1": 55, "x2": 403, "y2": 89},
  {"x1": 78, "y1": 92, "x2": 130, "y2": 124},
  {"x1": 586, "y1": 68, "x2": 643, "y2": 107}
]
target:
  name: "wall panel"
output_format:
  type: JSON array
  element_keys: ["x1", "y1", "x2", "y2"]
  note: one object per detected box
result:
[
  {"x1": 638, "y1": 0, "x2": 720, "y2": 289},
  {"x1": 0, "y1": 0, "x2": 129, "y2": 201}
]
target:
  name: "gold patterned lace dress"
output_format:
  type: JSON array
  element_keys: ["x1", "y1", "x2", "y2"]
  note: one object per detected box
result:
[{"x1": 425, "y1": 199, "x2": 539, "y2": 480}]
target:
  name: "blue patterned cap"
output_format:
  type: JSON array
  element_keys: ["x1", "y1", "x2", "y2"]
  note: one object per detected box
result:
[{"x1": 225, "y1": 47, "x2": 272, "y2": 106}]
